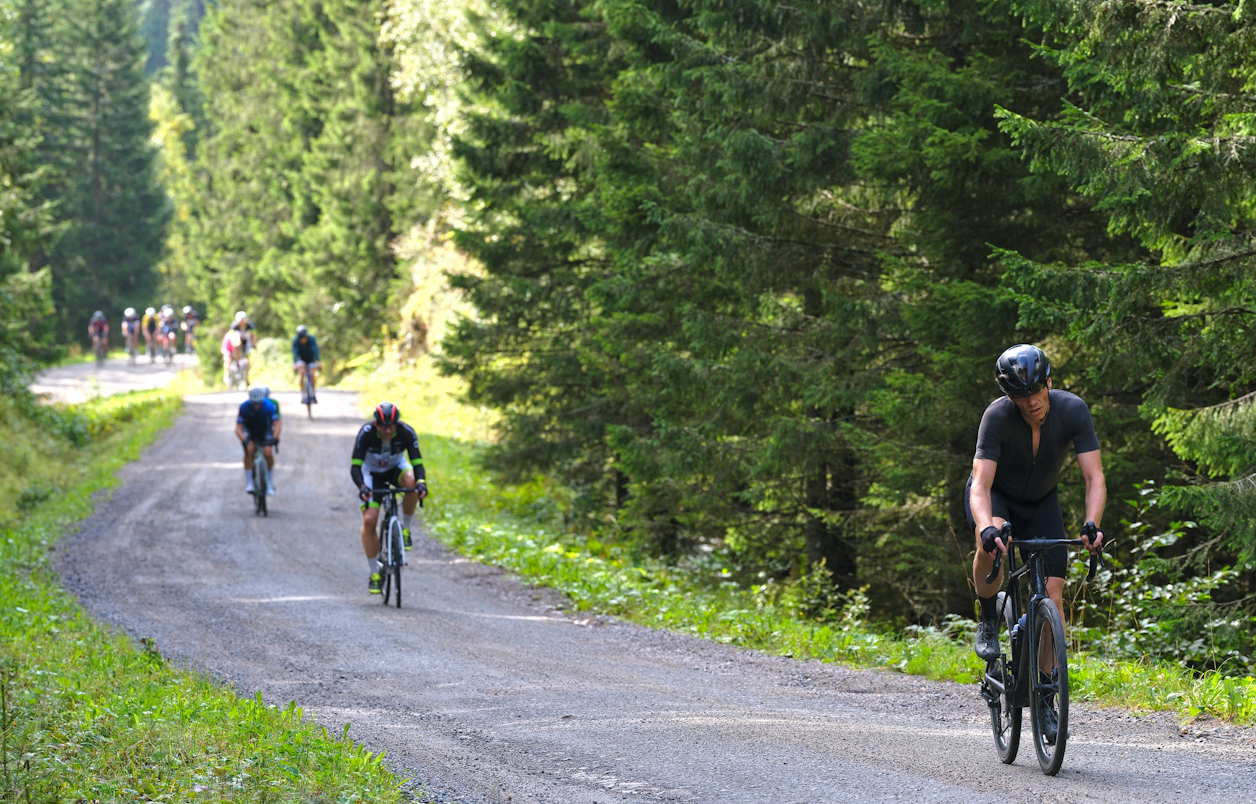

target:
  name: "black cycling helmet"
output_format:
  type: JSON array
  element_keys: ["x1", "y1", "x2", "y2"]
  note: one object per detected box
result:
[
  {"x1": 995, "y1": 344, "x2": 1051, "y2": 398},
  {"x1": 296, "y1": 325, "x2": 308, "y2": 337},
  {"x1": 373, "y1": 402, "x2": 400, "y2": 427}
]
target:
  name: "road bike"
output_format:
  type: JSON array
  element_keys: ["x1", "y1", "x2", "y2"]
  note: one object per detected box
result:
[
  {"x1": 372, "y1": 486, "x2": 419, "y2": 608},
  {"x1": 183, "y1": 324, "x2": 197, "y2": 355},
  {"x1": 93, "y1": 336, "x2": 108, "y2": 367},
  {"x1": 125, "y1": 330, "x2": 139, "y2": 365},
  {"x1": 162, "y1": 329, "x2": 177, "y2": 365},
  {"x1": 300, "y1": 365, "x2": 317, "y2": 418},
  {"x1": 980, "y1": 521, "x2": 1105, "y2": 775},
  {"x1": 248, "y1": 437, "x2": 278, "y2": 517},
  {"x1": 226, "y1": 356, "x2": 249, "y2": 391}
]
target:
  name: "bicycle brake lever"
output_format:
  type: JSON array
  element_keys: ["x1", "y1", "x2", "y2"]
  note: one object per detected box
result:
[
  {"x1": 985, "y1": 554, "x2": 1001, "y2": 585},
  {"x1": 1085, "y1": 545, "x2": 1107, "y2": 584}
]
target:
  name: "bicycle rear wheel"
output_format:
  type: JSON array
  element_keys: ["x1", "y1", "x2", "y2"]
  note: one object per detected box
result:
[
  {"x1": 983, "y1": 591, "x2": 1021, "y2": 764},
  {"x1": 1030, "y1": 597, "x2": 1069, "y2": 775}
]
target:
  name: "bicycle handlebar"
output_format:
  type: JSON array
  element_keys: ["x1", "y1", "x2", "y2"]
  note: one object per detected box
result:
[
  {"x1": 984, "y1": 527, "x2": 1108, "y2": 585},
  {"x1": 367, "y1": 486, "x2": 426, "y2": 507}
]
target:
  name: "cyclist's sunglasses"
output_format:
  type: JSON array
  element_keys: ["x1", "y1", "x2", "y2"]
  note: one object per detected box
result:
[{"x1": 1007, "y1": 382, "x2": 1047, "y2": 399}]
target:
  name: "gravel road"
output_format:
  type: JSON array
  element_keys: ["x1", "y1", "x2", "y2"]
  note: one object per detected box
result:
[
  {"x1": 32, "y1": 354, "x2": 195, "y2": 403},
  {"x1": 58, "y1": 392, "x2": 1255, "y2": 803}
]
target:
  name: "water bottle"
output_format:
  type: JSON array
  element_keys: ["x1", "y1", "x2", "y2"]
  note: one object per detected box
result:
[{"x1": 1010, "y1": 614, "x2": 1027, "y2": 655}]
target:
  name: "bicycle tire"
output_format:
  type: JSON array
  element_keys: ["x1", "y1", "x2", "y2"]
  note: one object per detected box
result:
[
  {"x1": 1029, "y1": 597, "x2": 1069, "y2": 775},
  {"x1": 985, "y1": 591, "x2": 1021, "y2": 763},
  {"x1": 253, "y1": 459, "x2": 266, "y2": 516},
  {"x1": 380, "y1": 512, "x2": 393, "y2": 605},
  {"x1": 391, "y1": 520, "x2": 404, "y2": 608},
  {"x1": 305, "y1": 371, "x2": 314, "y2": 419}
]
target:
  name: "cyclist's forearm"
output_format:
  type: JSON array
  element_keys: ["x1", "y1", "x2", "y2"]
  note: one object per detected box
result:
[
  {"x1": 350, "y1": 461, "x2": 365, "y2": 488},
  {"x1": 970, "y1": 486, "x2": 995, "y2": 531},
  {"x1": 1084, "y1": 474, "x2": 1106, "y2": 528}
]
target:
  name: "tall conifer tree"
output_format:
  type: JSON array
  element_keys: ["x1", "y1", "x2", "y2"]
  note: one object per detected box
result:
[{"x1": 47, "y1": 0, "x2": 167, "y2": 334}]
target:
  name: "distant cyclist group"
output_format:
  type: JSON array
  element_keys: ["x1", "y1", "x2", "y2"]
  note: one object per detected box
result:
[{"x1": 91, "y1": 306, "x2": 200, "y2": 364}]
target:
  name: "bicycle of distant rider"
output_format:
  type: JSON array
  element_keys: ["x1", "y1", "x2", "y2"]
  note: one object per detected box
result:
[
  {"x1": 227, "y1": 355, "x2": 249, "y2": 391},
  {"x1": 372, "y1": 486, "x2": 418, "y2": 608},
  {"x1": 980, "y1": 521, "x2": 1106, "y2": 776},
  {"x1": 300, "y1": 365, "x2": 317, "y2": 418},
  {"x1": 162, "y1": 326, "x2": 177, "y2": 364},
  {"x1": 125, "y1": 328, "x2": 139, "y2": 365},
  {"x1": 248, "y1": 437, "x2": 278, "y2": 517}
]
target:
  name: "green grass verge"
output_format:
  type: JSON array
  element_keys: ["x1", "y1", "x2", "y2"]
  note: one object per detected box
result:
[
  {"x1": 1, "y1": 389, "x2": 408, "y2": 802},
  {"x1": 417, "y1": 433, "x2": 1256, "y2": 726},
  {"x1": 336, "y1": 357, "x2": 1256, "y2": 724}
]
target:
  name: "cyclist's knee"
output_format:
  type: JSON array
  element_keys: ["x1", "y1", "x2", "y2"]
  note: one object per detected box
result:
[{"x1": 363, "y1": 508, "x2": 380, "y2": 527}]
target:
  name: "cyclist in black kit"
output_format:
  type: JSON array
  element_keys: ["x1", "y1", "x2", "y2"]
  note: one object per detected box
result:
[
  {"x1": 970, "y1": 344, "x2": 1106, "y2": 665},
  {"x1": 350, "y1": 402, "x2": 428, "y2": 594}
]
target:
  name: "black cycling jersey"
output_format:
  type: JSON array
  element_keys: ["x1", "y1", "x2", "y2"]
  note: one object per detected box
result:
[
  {"x1": 973, "y1": 390, "x2": 1099, "y2": 504},
  {"x1": 350, "y1": 422, "x2": 426, "y2": 488}
]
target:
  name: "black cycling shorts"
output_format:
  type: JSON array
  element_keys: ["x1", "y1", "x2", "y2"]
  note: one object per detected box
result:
[
  {"x1": 241, "y1": 430, "x2": 274, "y2": 451},
  {"x1": 363, "y1": 467, "x2": 413, "y2": 509},
  {"x1": 964, "y1": 475, "x2": 1067, "y2": 578}
]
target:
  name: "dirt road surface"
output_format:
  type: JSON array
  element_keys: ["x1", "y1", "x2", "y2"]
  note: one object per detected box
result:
[
  {"x1": 58, "y1": 392, "x2": 1255, "y2": 803},
  {"x1": 32, "y1": 353, "x2": 196, "y2": 404}
]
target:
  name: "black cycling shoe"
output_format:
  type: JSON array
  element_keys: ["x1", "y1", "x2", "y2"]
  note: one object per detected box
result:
[{"x1": 975, "y1": 619, "x2": 1000, "y2": 661}]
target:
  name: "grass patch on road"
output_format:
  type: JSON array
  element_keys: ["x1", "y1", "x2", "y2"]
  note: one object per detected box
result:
[{"x1": 1, "y1": 389, "x2": 408, "y2": 802}]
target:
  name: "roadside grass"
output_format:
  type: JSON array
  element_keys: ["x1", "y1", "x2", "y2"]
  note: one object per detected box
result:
[
  {"x1": 336, "y1": 353, "x2": 496, "y2": 444},
  {"x1": 421, "y1": 437, "x2": 1256, "y2": 723},
  {"x1": 1, "y1": 388, "x2": 409, "y2": 802},
  {"x1": 335, "y1": 357, "x2": 1256, "y2": 725}
]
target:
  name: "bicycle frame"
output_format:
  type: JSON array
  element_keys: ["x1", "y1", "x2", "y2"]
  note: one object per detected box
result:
[{"x1": 982, "y1": 523, "x2": 1105, "y2": 774}]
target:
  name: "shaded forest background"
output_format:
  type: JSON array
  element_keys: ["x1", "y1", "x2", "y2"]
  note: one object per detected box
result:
[{"x1": 3, "y1": 0, "x2": 1256, "y2": 670}]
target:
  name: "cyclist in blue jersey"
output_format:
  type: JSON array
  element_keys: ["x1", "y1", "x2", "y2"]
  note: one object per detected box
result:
[
  {"x1": 292, "y1": 325, "x2": 321, "y2": 404},
  {"x1": 236, "y1": 386, "x2": 283, "y2": 494}
]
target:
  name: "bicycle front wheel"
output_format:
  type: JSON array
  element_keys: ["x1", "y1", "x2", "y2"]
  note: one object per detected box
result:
[
  {"x1": 390, "y1": 520, "x2": 404, "y2": 608},
  {"x1": 379, "y1": 514, "x2": 393, "y2": 605},
  {"x1": 1030, "y1": 597, "x2": 1069, "y2": 775},
  {"x1": 984, "y1": 591, "x2": 1021, "y2": 764},
  {"x1": 254, "y1": 460, "x2": 268, "y2": 516}
]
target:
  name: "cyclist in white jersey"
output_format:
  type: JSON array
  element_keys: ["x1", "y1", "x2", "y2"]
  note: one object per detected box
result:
[{"x1": 349, "y1": 402, "x2": 428, "y2": 594}]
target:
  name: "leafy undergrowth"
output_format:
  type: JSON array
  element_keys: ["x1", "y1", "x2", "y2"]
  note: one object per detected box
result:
[
  {"x1": 418, "y1": 432, "x2": 1256, "y2": 725},
  {"x1": 0, "y1": 388, "x2": 408, "y2": 801}
]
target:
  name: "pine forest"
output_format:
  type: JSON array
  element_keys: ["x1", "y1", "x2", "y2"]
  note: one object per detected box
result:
[{"x1": 3, "y1": 0, "x2": 1256, "y2": 673}]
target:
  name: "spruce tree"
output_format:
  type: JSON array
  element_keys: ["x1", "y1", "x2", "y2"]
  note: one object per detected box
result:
[
  {"x1": 187, "y1": 0, "x2": 422, "y2": 356},
  {"x1": 48, "y1": 0, "x2": 167, "y2": 335},
  {"x1": 996, "y1": 0, "x2": 1256, "y2": 558},
  {"x1": 442, "y1": 0, "x2": 637, "y2": 513},
  {"x1": 0, "y1": 1, "x2": 57, "y2": 382}
]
